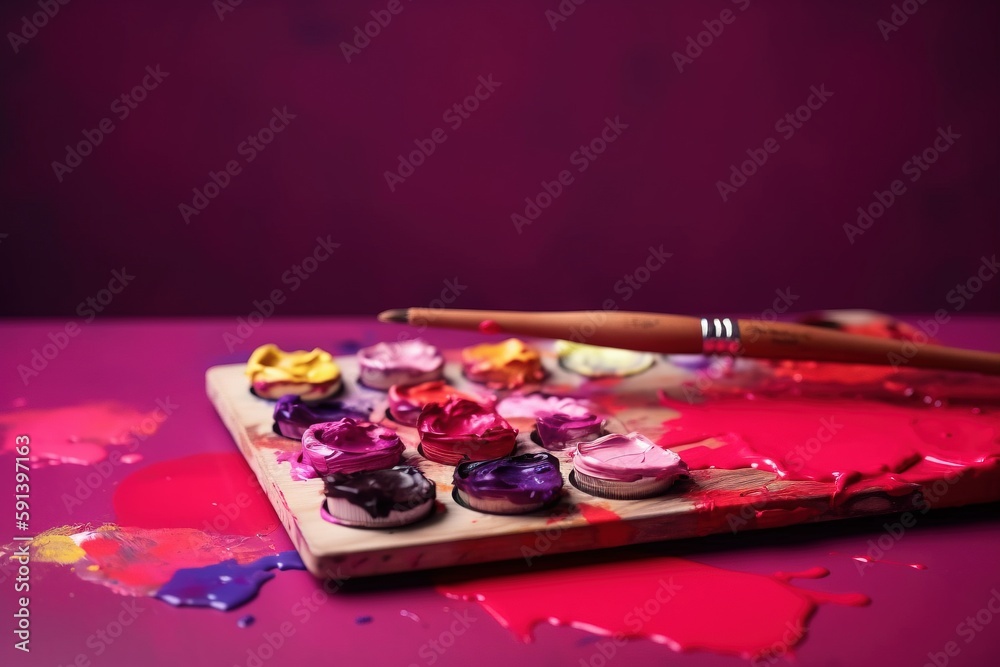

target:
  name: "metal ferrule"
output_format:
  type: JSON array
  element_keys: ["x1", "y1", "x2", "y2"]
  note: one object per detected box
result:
[{"x1": 700, "y1": 317, "x2": 742, "y2": 355}]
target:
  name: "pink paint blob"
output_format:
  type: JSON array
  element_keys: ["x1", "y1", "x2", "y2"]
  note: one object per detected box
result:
[
  {"x1": 275, "y1": 449, "x2": 318, "y2": 481},
  {"x1": 0, "y1": 401, "x2": 159, "y2": 465},
  {"x1": 573, "y1": 432, "x2": 688, "y2": 483},
  {"x1": 438, "y1": 557, "x2": 869, "y2": 659},
  {"x1": 113, "y1": 453, "x2": 280, "y2": 536},
  {"x1": 301, "y1": 419, "x2": 404, "y2": 475}
]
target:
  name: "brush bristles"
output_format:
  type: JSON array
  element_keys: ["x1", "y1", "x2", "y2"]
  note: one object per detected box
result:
[{"x1": 377, "y1": 309, "x2": 410, "y2": 324}]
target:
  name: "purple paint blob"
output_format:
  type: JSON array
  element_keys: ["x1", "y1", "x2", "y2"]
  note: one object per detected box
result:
[
  {"x1": 453, "y1": 452, "x2": 563, "y2": 510},
  {"x1": 272, "y1": 395, "x2": 372, "y2": 439},
  {"x1": 237, "y1": 615, "x2": 255, "y2": 628},
  {"x1": 355, "y1": 615, "x2": 374, "y2": 625},
  {"x1": 154, "y1": 550, "x2": 306, "y2": 611},
  {"x1": 536, "y1": 412, "x2": 604, "y2": 449}
]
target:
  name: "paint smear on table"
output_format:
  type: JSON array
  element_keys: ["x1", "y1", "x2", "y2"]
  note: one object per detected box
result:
[
  {"x1": 155, "y1": 550, "x2": 305, "y2": 610},
  {"x1": 439, "y1": 557, "x2": 868, "y2": 660},
  {"x1": 16, "y1": 524, "x2": 277, "y2": 596},
  {"x1": 0, "y1": 401, "x2": 159, "y2": 465},
  {"x1": 657, "y1": 393, "x2": 1000, "y2": 498},
  {"x1": 113, "y1": 452, "x2": 280, "y2": 536}
]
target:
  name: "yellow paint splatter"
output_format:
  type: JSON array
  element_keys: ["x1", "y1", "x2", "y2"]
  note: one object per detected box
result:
[{"x1": 32, "y1": 534, "x2": 86, "y2": 564}]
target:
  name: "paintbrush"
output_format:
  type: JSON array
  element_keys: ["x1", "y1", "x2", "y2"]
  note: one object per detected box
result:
[{"x1": 377, "y1": 308, "x2": 1000, "y2": 375}]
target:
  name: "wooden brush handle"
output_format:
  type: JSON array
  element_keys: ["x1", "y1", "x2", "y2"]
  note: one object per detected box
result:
[
  {"x1": 740, "y1": 320, "x2": 1000, "y2": 374},
  {"x1": 405, "y1": 308, "x2": 705, "y2": 353},
  {"x1": 402, "y1": 308, "x2": 1000, "y2": 375}
]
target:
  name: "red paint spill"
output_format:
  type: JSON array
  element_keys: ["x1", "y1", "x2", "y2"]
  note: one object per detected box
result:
[
  {"x1": 657, "y1": 394, "x2": 1000, "y2": 496},
  {"x1": 113, "y1": 453, "x2": 280, "y2": 536},
  {"x1": 577, "y1": 502, "x2": 621, "y2": 523},
  {"x1": 478, "y1": 319, "x2": 503, "y2": 334},
  {"x1": 439, "y1": 557, "x2": 868, "y2": 659},
  {"x1": 0, "y1": 401, "x2": 157, "y2": 465},
  {"x1": 576, "y1": 502, "x2": 635, "y2": 545},
  {"x1": 53, "y1": 526, "x2": 277, "y2": 596}
]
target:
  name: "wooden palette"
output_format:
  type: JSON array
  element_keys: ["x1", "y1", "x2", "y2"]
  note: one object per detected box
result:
[{"x1": 206, "y1": 346, "x2": 999, "y2": 580}]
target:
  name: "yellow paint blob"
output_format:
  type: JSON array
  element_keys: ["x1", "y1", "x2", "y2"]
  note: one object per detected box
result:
[
  {"x1": 31, "y1": 534, "x2": 87, "y2": 565},
  {"x1": 462, "y1": 338, "x2": 545, "y2": 389},
  {"x1": 246, "y1": 344, "x2": 341, "y2": 399}
]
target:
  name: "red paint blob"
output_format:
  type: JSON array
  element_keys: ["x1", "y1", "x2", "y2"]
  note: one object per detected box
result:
[
  {"x1": 439, "y1": 557, "x2": 869, "y2": 659},
  {"x1": 113, "y1": 453, "x2": 280, "y2": 536},
  {"x1": 478, "y1": 319, "x2": 503, "y2": 334}
]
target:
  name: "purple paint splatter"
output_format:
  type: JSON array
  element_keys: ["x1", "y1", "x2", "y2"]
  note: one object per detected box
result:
[{"x1": 155, "y1": 551, "x2": 305, "y2": 611}]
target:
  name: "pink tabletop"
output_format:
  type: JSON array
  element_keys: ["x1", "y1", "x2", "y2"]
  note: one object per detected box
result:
[{"x1": 2, "y1": 317, "x2": 999, "y2": 667}]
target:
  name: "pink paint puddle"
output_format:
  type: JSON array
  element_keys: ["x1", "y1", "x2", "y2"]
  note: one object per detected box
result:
[
  {"x1": 439, "y1": 557, "x2": 868, "y2": 659},
  {"x1": 0, "y1": 401, "x2": 159, "y2": 465}
]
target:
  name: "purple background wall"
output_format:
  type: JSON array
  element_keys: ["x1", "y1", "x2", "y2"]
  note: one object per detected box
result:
[{"x1": 1, "y1": 0, "x2": 998, "y2": 317}]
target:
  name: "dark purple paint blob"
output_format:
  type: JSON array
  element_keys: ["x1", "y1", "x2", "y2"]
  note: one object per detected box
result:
[
  {"x1": 237, "y1": 615, "x2": 255, "y2": 628},
  {"x1": 355, "y1": 615, "x2": 374, "y2": 625},
  {"x1": 535, "y1": 412, "x2": 604, "y2": 449},
  {"x1": 272, "y1": 395, "x2": 372, "y2": 439},
  {"x1": 324, "y1": 466, "x2": 435, "y2": 519},
  {"x1": 155, "y1": 551, "x2": 306, "y2": 611}
]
